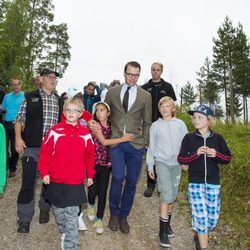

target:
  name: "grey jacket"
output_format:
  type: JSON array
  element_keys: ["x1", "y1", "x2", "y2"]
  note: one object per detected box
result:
[
  {"x1": 105, "y1": 85, "x2": 152, "y2": 149},
  {"x1": 147, "y1": 117, "x2": 188, "y2": 170}
]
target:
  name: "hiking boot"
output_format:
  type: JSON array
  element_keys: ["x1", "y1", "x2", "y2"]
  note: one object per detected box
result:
[
  {"x1": 78, "y1": 212, "x2": 87, "y2": 231},
  {"x1": 39, "y1": 210, "x2": 49, "y2": 224},
  {"x1": 93, "y1": 219, "x2": 104, "y2": 234},
  {"x1": 144, "y1": 187, "x2": 154, "y2": 197},
  {"x1": 86, "y1": 206, "x2": 95, "y2": 221},
  {"x1": 119, "y1": 218, "x2": 130, "y2": 234},
  {"x1": 18, "y1": 221, "x2": 30, "y2": 233},
  {"x1": 159, "y1": 218, "x2": 171, "y2": 248},
  {"x1": 9, "y1": 171, "x2": 16, "y2": 178},
  {"x1": 108, "y1": 215, "x2": 119, "y2": 231}
]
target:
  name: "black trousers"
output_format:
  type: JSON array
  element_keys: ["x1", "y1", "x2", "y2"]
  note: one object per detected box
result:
[
  {"x1": 3, "y1": 121, "x2": 19, "y2": 172},
  {"x1": 88, "y1": 165, "x2": 111, "y2": 219}
]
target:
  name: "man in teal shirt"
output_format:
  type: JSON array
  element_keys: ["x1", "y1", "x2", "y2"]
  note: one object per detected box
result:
[{"x1": 2, "y1": 77, "x2": 24, "y2": 177}]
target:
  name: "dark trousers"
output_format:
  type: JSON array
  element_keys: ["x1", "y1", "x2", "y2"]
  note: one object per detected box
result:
[
  {"x1": 147, "y1": 165, "x2": 157, "y2": 189},
  {"x1": 88, "y1": 165, "x2": 111, "y2": 219},
  {"x1": 109, "y1": 142, "x2": 144, "y2": 219},
  {"x1": 3, "y1": 121, "x2": 19, "y2": 172},
  {"x1": 17, "y1": 156, "x2": 50, "y2": 223}
]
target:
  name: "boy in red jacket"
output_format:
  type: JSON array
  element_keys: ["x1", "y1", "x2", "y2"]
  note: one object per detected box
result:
[{"x1": 38, "y1": 98, "x2": 95, "y2": 250}]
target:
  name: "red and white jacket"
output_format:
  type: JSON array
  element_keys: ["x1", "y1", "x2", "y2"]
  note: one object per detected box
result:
[{"x1": 38, "y1": 121, "x2": 95, "y2": 184}]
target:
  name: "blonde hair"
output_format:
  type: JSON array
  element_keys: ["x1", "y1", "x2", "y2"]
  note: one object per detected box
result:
[
  {"x1": 207, "y1": 115, "x2": 216, "y2": 128},
  {"x1": 158, "y1": 96, "x2": 176, "y2": 117},
  {"x1": 151, "y1": 62, "x2": 163, "y2": 71},
  {"x1": 63, "y1": 97, "x2": 84, "y2": 111}
]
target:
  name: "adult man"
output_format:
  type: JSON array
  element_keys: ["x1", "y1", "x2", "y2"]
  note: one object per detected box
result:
[
  {"x1": 2, "y1": 77, "x2": 24, "y2": 177},
  {"x1": 105, "y1": 61, "x2": 152, "y2": 234},
  {"x1": 142, "y1": 62, "x2": 177, "y2": 197},
  {"x1": 15, "y1": 69, "x2": 64, "y2": 233},
  {"x1": 83, "y1": 81, "x2": 101, "y2": 113},
  {"x1": 33, "y1": 74, "x2": 41, "y2": 88}
]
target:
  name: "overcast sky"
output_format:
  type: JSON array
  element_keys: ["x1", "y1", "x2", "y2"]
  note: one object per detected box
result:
[{"x1": 53, "y1": 0, "x2": 250, "y2": 96}]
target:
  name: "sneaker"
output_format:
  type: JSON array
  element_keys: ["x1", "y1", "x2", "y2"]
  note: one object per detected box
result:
[
  {"x1": 93, "y1": 220, "x2": 104, "y2": 234},
  {"x1": 78, "y1": 212, "x2": 87, "y2": 231},
  {"x1": 61, "y1": 233, "x2": 65, "y2": 250},
  {"x1": 86, "y1": 206, "x2": 95, "y2": 221}
]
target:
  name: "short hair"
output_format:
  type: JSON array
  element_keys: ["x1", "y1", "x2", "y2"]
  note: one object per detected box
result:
[
  {"x1": 63, "y1": 97, "x2": 84, "y2": 111},
  {"x1": 124, "y1": 61, "x2": 141, "y2": 73},
  {"x1": 151, "y1": 62, "x2": 163, "y2": 71},
  {"x1": 158, "y1": 96, "x2": 176, "y2": 117},
  {"x1": 87, "y1": 81, "x2": 96, "y2": 88},
  {"x1": 109, "y1": 80, "x2": 121, "y2": 88},
  {"x1": 11, "y1": 76, "x2": 22, "y2": 85}
]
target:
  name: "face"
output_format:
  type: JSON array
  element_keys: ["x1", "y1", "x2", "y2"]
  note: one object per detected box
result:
[
  {"x1": 11, "y1": 79, "x2": 22, "y2": 94},
  {"x1": 63, "y1": 103, "x2": 83, "y2": 125},
  {"x1": 86, "y1": 85, "x2": 95, "y2": 95},
  {"x1": 34, "y1": 76, "x2": 40, "y2": 87},
  {"x1": 95, "y1": 104, "x2": 110, "y2": 123},
  {"x1": 124, "y1": 65, "x2": 140, "y2": 87},
  {"x1": 41, "y1": 73, "x2": 57, "y2": 93},
  {"x1": 151, "y1": 64, "x2": 163, "y2": 82},
  {"x1": 192, "y1": 112, "x2": 209, "y2": 130},
  {"x1": 159, "y1": 102, "x2": 174, "y2": 119}
]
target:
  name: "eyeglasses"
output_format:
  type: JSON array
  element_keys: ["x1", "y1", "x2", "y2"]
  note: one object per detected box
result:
[
  {"x1": 45, "y1": 75, "x2": 57, "y2": 80},
  {"x1": 125, "y1": 72, "x2": 140, "y2": 78},
  {"x1": 64, "y1": 109, "x2": 81, "y2": 114}
]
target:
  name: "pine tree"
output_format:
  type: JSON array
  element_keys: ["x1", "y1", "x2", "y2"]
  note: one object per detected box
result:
[{"x1": 180, "y1": 81, "x2": 197, "y2": 110}]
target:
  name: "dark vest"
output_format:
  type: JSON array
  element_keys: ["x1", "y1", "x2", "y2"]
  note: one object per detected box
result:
[{"x1": 22, "y1": 89, "x2": 63, "y2": 147}]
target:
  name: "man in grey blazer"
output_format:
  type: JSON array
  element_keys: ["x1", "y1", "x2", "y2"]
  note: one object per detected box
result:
[{"x1": 105, "y1": 61, "x2": 152, "y2": 234}]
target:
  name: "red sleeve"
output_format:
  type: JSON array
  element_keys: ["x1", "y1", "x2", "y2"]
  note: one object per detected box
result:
[
  {"x1": 84, "y1": 133, "x2": 95, "y2": 178},
  {"x1": 38, "y1": 128, "x2": 55, "y2": 178}
]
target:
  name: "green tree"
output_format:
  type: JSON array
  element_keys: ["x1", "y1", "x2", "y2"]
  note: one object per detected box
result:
[{"x1": 180, "y1": 81, "x2": 197, "y2": 110}]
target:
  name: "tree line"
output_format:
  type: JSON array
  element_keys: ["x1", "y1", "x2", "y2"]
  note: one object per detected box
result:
[
  {"x1": 180, "y1": 16, "x2": 250, "y2": 124},
  {"x1": 0, "y1": 0, "x2": 71, "y2": 91}
]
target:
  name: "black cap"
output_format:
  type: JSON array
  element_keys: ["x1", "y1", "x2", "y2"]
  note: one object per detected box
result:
[{"x1": 40, "y1": 68, "x2": 59, "y2": 77}]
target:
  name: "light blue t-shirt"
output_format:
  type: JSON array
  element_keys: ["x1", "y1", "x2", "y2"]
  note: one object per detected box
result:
[{"x1": 2, "y1": 91, "x2": 24, "y2": 122}]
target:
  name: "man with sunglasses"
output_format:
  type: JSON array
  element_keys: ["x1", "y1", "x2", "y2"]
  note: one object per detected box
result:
[
  {"x1": 104, "y1": 61, "x2": 152, "y2": 234},
  {"x1": 15, "y1": 68, "x2": 64, "y2": 233}
]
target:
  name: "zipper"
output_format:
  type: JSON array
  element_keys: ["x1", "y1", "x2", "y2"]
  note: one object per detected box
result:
[{"x1": 204, "y1": 137, "x2": 207, "y2": 184}]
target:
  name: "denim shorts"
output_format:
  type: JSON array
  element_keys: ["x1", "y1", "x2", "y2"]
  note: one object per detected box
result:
[
  {"x1": 155, "y1": 161, "x2": 181, "y2": 203},
  {"x1": 188, "y1": 183, "x2": 221, "y2": 234}
]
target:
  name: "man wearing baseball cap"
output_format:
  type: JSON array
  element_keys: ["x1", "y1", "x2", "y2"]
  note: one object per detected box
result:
[{"x1": 15, "y1": 68, "x2": 63, "y2": 233}]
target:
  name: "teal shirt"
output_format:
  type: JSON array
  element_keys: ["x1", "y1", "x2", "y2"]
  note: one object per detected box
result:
[
  {"x1": 0, "y1": 124, "x2": 6, "y2": 193},
  {"x1": 2, "y1": 91, "x2": 24, "y2": 121}
]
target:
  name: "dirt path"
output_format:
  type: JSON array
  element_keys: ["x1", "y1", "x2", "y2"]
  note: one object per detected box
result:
[{"x1": 0, "y1": 162, "x2": 195, "y2": 250}]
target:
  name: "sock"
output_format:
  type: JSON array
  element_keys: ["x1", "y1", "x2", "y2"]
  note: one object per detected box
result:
[{"x1": 160, "y1": 217, "x2": 168, "y2": 222}]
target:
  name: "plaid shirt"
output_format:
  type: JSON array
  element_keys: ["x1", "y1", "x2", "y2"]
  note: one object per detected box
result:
[{"x1": 16, "y1": 88, "x2": 59, "y2": 138}]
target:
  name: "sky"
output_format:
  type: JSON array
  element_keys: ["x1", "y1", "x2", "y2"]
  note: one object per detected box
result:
[{"x1": 52, "y1": 0, "x2": 250, "y2": 97}]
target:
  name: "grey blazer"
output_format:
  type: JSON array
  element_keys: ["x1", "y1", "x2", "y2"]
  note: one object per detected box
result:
[{"x1": 105, "y1": 85, "x2": 152, "y2": 149}]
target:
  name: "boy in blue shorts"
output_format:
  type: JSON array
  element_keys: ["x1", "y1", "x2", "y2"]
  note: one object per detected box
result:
[{"x1": 178, "y1": 105, "x2": 231, "y2": 250}]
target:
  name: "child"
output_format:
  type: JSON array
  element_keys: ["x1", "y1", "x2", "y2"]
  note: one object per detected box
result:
[
  {"x1": 38, "y1": 98, "x2": 95, "y2": 250},
  {"x1": 178, "y1": 105, "x2": 231, "y2": 250},
  {"x1": 147, "y1": 97, "x2": 188, "y2": 248},
  {"x1": 87, "y1": 101, "x2": 134, "y2": 234},
  {"x1": 0, "y1": 123, "x2": 6, "y2": 199}
]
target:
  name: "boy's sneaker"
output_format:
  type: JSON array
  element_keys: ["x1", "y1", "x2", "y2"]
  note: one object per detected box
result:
[
  {"x1": 61, "y1": 233, "x2": 65, "y2": 250},
  {"x1": 78, "y1": 212, "x2": 87, "y2": 231},
  {"x1": 93, "y1": 220, "x2": 104, "y2": 234},
  {"x1": 86, "y1": 206, "x2": 95, "y2": 221}
]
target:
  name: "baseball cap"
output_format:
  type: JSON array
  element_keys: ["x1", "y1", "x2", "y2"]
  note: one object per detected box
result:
[
  {"x1": 188, "y1": 105, "x2": 215, "y2": 117},
  {"x1": 40, "y1": 68, "x2": 59, "y2": 77},
  {"x1": 67, "y1": 87, "x2": 82, "y2": 98}
]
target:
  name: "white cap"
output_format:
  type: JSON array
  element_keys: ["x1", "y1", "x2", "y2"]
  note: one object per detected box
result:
[{"x1": 67, "y1": 87, "x2": 81, "y2": 98}]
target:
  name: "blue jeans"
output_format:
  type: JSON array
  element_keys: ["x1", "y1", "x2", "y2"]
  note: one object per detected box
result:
[{"x1": 109, "y1": 142, "x2": 144, "y2": 219}]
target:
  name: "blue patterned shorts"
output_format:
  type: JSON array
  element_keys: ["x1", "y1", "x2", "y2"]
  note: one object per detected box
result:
[{"x1": 188, "y1": 183, "x2": 221, "y2": 234}]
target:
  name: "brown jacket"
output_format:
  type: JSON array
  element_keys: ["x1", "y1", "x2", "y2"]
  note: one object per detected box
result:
[{"x1": 105, "y1": 85, "x2": 152, "y2": 149}]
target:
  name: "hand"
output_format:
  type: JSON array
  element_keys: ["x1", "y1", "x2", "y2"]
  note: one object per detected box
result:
[
  {"x1": 206, "y1": 147, "x2": 216, "y2": 157},
  {"x1": 15, "y1": 137, "x2": 27, "y2": 154},
  {"x1": 181, "y1": 165, "x2": 189, "y2": 171},
  {"x1": 43, "y1": 175, "x2": 50, "y2": 185},
  {"x1": 197, "y1": 146, "x2": 207, "y2": 156},
  {"x1": 88, "y1": 120, "x2": 101, "y2": 132},
  {"x1": 121, "y1": 133, "x2": 134, "y2": 142},
  {"x1": 87, "y1": 178, "x2": 93, "y2": 187},
  {"x1": 148, "y1": 171, "x2": 155, "y2": 180}
]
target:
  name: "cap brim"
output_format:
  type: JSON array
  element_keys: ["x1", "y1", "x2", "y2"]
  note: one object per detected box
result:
[{"x1": 188, "y1": 110, "x2": 194, "y2": 115}]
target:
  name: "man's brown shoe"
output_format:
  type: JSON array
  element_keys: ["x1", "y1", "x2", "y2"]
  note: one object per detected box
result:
[
  {"x1": 119, "y1": 218, "x2": 130, "y2": 234},
  {"x1": 108, "y1": 216, "x2": 119, "y2": 231}
]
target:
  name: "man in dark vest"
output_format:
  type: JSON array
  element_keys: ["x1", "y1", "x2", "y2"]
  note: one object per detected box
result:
[
  {"x1": 142, "y1": 62, "x2": 177, "y2": 197},
  {"x1": 15, "y1": 69, "x2": 63, "y2": 233}
]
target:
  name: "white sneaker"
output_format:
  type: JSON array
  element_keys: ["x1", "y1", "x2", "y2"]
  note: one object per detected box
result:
[
  {"x1": 93, "y1": 220, "x2": 104, "y2": 234},
  {"x1": 60, "y1": 233, "x2": 65, "y2": 250},
  {"x1": 86, "y1": 206, "x2": 95, "y2": 221},
  {"x1": 78, "y1": 212, "x2": 87, "y2": 231}
]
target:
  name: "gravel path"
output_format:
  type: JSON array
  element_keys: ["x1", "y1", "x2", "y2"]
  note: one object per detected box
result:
[{"x1": 0, "y1": 162, "x2": 196, "y2": 250}]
